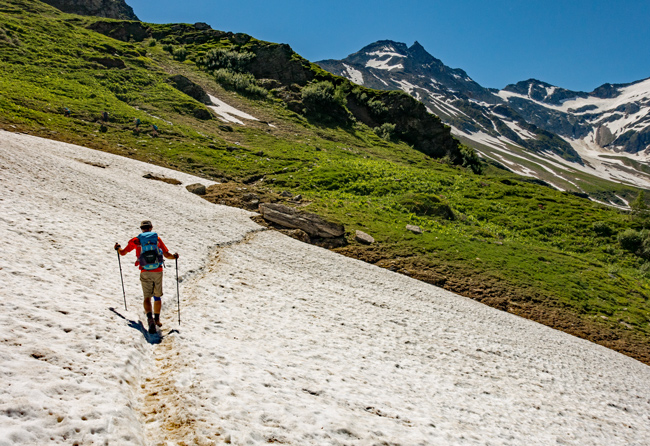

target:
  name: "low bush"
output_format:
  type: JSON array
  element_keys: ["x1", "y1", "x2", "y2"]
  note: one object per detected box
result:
[
  {"x1": 398, "y1": 193, "x2": 455, "y2": 220},
  {"x1": 213, "y1": 69, "x2": 267, "y2": 98},
  {"x1": 460, "y1": 144, "x2": 484, "y2": 174},
  {"x1": 173, "y1": 46, "x2": 187, "y2": 62},
  {"x1": 374, "y1": 122, "x2": 396, "y2": 141},
  {"x1": 301, "y1": 81, "x2": 348, "y2": 122},
  {"x1": 592, "y1": 221, "x2": 614, "y2": 237},
  {"x1": 200, "y1": 48, "x2": 255, "y2": 72},
  {"x1": 618, "y1": 228, "x2": 644, "y2": 252}
]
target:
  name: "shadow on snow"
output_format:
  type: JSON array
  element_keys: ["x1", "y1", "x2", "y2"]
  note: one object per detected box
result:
[{"x1": 109, "y1": 307, "x2": 179, "y2": 345}]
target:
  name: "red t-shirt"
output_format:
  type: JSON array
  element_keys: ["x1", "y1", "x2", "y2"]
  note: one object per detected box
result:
[{"x1": 122, "y1": 235, "x2": 170, "y2": 272}]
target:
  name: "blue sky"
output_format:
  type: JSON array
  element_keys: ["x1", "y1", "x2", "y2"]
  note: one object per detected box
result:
[{"x1": 128, "y1": 0, "x2": 650, "y2": 92}]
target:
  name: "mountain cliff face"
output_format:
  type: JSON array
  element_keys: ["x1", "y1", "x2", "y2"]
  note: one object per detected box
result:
[
  {"x1": 318, "y1": 41, "x2": 580, "y2": 163},
  {"x1": 40, "y1": 0, "x2": 138, "y2": 20},
  {"x1": 317, "y1": 41, "x2": 650, "y2": 196},
  {"x1": 499, "y1": 78, "x2": 650, "y2": 154}
]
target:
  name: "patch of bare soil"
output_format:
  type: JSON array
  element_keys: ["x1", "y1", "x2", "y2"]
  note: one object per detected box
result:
[
  {"x1": 76, "y1": 159, "x2": 108, "y2": 169},
  {"x1": 141, "y1": 335, "x2": 220, "y2": 446},
  {"x1": 143, "y1": 173, "x2": 182, "y2": 185}
]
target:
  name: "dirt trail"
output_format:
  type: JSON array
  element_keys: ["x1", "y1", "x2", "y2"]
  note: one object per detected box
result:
[
  {"x1": 137, "y1": 233, "x2": 264, "y2": 446},
  {"x1": 139, "y1": 327, "x2": 222, "y2": 446}
]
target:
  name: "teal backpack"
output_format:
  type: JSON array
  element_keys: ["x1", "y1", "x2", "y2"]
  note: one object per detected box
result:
[{"x1": 137, "y1": 232, "x2": 164, "y2": 270}]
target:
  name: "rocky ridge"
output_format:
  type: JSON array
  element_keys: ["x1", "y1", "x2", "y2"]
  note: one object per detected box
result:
[
  {"x1": 318, "y1": 41, "x2": 650, "y2": 199},
  {"x1": 40, "y1": 0, "x2": 138, "y2": 20}
]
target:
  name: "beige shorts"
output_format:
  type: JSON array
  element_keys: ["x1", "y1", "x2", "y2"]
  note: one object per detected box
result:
[{"x1": 140, "y1": 271, "x2": 163, "y2": 299}]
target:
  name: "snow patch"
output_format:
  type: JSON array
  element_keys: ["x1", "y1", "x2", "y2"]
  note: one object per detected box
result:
[
  {"x1": 343, "y1": 63, "x2": 364, "y2": 85},
  {"x1": 207, "y1": 94, "x2": 259, "y2": 125},
  {"x1": 366, "y1": 58, "x2": 404, "y2": 71}
]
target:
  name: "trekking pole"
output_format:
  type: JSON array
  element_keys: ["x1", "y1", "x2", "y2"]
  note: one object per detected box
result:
[
  {"x1": 176, "y1": 257, "x2": 181, "y2": 325},
  {"x1": 116, "y1": 247, "x2": 128, "y2": 311}
]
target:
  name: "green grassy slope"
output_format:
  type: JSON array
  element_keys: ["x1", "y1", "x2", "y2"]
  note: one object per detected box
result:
[{"x1": 1, "y1": 0, "x2": 650, "y2": 364}]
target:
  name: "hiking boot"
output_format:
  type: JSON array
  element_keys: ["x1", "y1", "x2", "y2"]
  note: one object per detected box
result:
[
  {"x1": 154, "y1": 317, "x2": 162, "y2": 327},
  {"x1": 147, "y1": 316, "x2": 156, "y2": 334}
]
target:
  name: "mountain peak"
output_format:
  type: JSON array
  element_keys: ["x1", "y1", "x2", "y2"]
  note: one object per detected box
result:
[
  {"x1": 355, "y1": 40, "x2": 408, "y2": 58},
  {"x1": 410, "y1": 41, "x2": 425, "y2": 51}
]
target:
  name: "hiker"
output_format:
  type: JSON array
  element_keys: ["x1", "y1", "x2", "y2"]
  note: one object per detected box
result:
[
  {"x1": 151, "y1": 124, "x2": 158, "y2": 137},
  {"x1": 102, "y1": 111, "x2": 109, "y2": 122},
  {"x1": 134, "y1": 118, "x2": 140, "y2": 129},
  {"x1": 63, "y1": 107, "x2": 71, "y2": 117},
  {"x1": 114, "y1": 220, "x2": 179, "y2": 334}
]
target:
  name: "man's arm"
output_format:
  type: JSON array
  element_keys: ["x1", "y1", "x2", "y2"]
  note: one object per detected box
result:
[
  {"x1": 158, "y1": 238, "x2": 179, "y2": 259},
  {"x1": 114, "y1": 238, "x2": 137, "y2": 256}
]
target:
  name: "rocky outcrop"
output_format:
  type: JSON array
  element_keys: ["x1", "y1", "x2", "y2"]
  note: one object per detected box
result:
[
  {"x1": 166, "y1": 75, "x2": 211, "y2": 105},
  {"x1": 41, "y1": 0, "x2": 139, "y2": 20},
  {"x1": 86, "y1": 20, "x2": 149, "y2": 42},
  {"x1": 246, "y1": 43, "x2": 314, "y2": 87},
  {"x1": 381, "y1": 91, "x2": 462, "y2": 162},
  {"x1": 595, "y1": 125, "x2": 615, "y2": 147},
  {"x1": 259, "y1": 203, "x2": 344, "y2": 238}
]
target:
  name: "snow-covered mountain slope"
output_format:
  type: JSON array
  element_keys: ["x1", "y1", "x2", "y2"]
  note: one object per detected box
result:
[
  {"x1": 2, "y1": 130, "x2": 650, "y2": 445},
  {"x1": 318, "y1": 42, "x2": 650, "y2": 202},
  {"x1": 499, "y1": 77, "x2": 650, "y2": 154}
]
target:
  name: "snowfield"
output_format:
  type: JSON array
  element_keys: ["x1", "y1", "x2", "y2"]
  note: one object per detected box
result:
[{"x1": 1, "y1": 130, "x2": 649, "y2": 445}]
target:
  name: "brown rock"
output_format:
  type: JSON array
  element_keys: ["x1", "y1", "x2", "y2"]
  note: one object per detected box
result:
[
  {"x1": 259, "y1": 203, "x2": 344, "y2": 238},
  {"x1": 406, "y1": 224, "x2": 423, "y2": 234},
  {"x1": 355, "y1": 230, "x2": 375, "y2": 245},
  {"x1": 186, "y1": 183, "x2": 207, "y2": 195}
]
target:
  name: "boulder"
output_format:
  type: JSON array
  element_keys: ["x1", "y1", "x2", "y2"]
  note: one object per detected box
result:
[
  {"x1": 259, "y1": 203, "x2": 344, "y2": 238},
  {"x1": 186, "y1": 183, "x2": 206, "y2": 196},
  {"x1": 355, "y1": 230, "x2": 375, "y2": 245},
  {"x1": 406, "y1": 224, "x2": 423, "y2": 234}
]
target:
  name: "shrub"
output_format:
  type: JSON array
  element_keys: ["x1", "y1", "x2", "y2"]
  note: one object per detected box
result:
[
  {"x1": 618, "y1": 228, "x2": 644, "y2": 252},
  {"x1": 162, "y1": 44, "x2": 174, "y2": 53},
  {"x1": 374, "y1": 122, "x2": 396, "y2": 141},
  {"x1": 460, "y1": 144, "x2": 484, "y2": 174},
  {"x1": 639, "y1": 262, "x2": 650, "y2": 278},
  {"x1": 301, "y1": 81, "x2": 348, "y2": 122},
  {"x1": 213, "y1": 69, "x2": 267, "y2": 98},
  {"x1": 398, "y1": 193, "x2": 455, "y2": 220},
  {"x1": 592, "y1": 221, "x2": 614, "y2": 237},
  {"x1": 200, "y1": 48, "x2": 255, "y2": 72},
  {"x1": 173, "y1": 47, "x2": 187, "y2": 62},
  {"x1": 368, "y1": 98, "x2": 388, "y2": 117},
  {"x1": 302, "y1": 81, "x2": 335, "y2": 107},
  {"x1": 148, "y1": 39, "x2": 157, "y2": 47}
]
